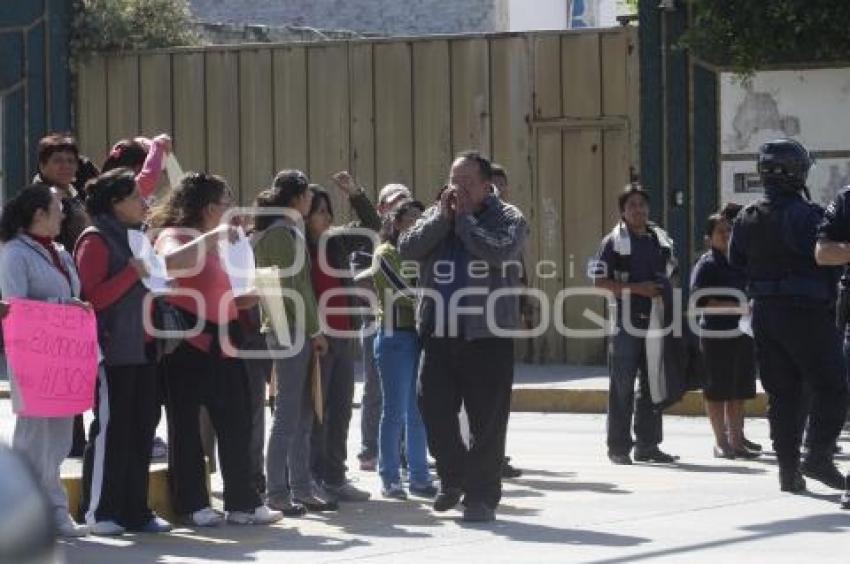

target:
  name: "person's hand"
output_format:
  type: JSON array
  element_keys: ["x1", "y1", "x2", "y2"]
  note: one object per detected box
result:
[
  {"x1": 154, "y1": 133, "x2": 173, "y2": 154},
  {"x1": 630, "y1": 281, "x2": 663, "y2": 298},
  {"x1": 235, "y1": 292, "x2": 260, "y2": 310},
  {"x1": 311, "y1": 334, "x2": 329, "y2": 356},
  {"x1": 331, "y1": 171, "x2": 356, "y2": 196},
  {"x1": 213, "y1": 223, "x2": 240, "y2": 245},
  {"x1": 0, "y1": 301, "x2": 9, "y2": 320},
  {"x1": 440, "y1": 186, "x2": 457, "y2": 219},
  {"x1": 68, "y1": 298, "x2": 93, "y2": 312},
  {"x1": 455, "y1": 186, "x2": 473, "y2": 215},
  {"x1": 129, "y1": 258, "x2": 150, "y2": 279}
]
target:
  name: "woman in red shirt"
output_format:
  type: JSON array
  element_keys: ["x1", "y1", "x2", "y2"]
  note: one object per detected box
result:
[
  {"x1": 305, "y1": 184, "x2": 377, "y2": 503},
  {"x1": 149, "y1": 173, "x2": 282, "y2": 527},
  {"x1": 74, "y1": 169, "x2": 172, "y2": 535}
]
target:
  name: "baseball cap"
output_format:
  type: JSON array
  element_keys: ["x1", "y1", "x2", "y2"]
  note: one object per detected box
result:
[{"x1": 378, "y1": 183, "x2": 412, "y2": 206}]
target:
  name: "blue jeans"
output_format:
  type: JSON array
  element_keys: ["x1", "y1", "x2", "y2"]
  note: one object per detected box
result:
[
  {"x1": 606, "y1": 328, "x2": 662, "y2": 455},
  {"x1": 374, "y1": 329, "x2": 430, "y2": 487}
]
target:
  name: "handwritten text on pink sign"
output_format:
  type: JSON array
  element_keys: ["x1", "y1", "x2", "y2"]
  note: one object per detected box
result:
[{"x1": 1, "y1": 299, "x2": 99, "y2": 417}]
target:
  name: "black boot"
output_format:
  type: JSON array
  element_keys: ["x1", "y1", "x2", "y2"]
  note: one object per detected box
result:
[
  {"x1": 801, "y1": 457, "x2": 845, "y2": 490},
  {"x1": 779, "y1": 466, "x2": 806, "y2": 493}
]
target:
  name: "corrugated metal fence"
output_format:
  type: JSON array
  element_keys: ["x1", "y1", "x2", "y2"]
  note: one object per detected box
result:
[{"x1": 76, "y1": 27, "x2": 639, "y2": 364}]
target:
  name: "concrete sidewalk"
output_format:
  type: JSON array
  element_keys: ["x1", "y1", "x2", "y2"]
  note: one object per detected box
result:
[{"x1": 50, "y1": 412, "x2": 850, "y2": 564}]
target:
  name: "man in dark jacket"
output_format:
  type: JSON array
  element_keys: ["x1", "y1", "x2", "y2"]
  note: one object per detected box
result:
[{"x1": 398, "y1": 151, "x2": 528, "y2": 522}]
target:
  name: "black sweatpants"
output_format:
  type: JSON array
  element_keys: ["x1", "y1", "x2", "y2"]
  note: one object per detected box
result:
[
  {"x1": 81, "y1": 363, "x2": 158, "y2": 529},
  {"x1": 163, "y1": 343, "x2": 260, "y2": 514},
  {"x1": 418, "y1": 336, "x2": 514, "y2": 508}
]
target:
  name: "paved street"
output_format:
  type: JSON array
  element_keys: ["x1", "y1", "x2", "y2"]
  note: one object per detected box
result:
[{"x1": 4, "y1": 401, "x2": 848, "y2": 564}]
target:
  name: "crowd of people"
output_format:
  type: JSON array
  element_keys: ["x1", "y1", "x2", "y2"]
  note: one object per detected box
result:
[
  {"x1": 590, "y1": 139, "x2": 849, "y2": 511},
  {"x1": 1, "y1": 131, "x2": 849, "y2": 544},
  {"x1": 0, "y1": 133, "x2": 528, "y2": 538}
]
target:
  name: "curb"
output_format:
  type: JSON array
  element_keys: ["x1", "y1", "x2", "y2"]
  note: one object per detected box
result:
[
  {"x1": 2, "y1": 382, "x2": 768, "y2": 417},
  {"x1": 511, "y1": 388, "x2": 768, "y2": 417}
]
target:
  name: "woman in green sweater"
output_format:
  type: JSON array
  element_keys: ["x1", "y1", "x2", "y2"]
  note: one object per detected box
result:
[{"x1": 252, "y1": 170, "x2": 334, "y2": 515}]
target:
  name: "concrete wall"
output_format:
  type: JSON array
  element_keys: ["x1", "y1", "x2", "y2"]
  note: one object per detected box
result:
[
  {"x1": 719, "y1": 68, "x2": 850, "y2": 207},
  {"x1": 188, "y1": 0, "x2": 510, "y2": 36},
  {"x1": 508, "y1": 0, "x2": 567, "y2": 31}
]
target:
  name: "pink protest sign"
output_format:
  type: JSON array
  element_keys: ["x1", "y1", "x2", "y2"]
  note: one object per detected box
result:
[{"x1": 1, "y1": 298, "x2": 99, "y2": 417}]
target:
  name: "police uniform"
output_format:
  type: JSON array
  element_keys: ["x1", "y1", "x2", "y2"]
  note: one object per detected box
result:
[
  {"x1": 729, "y1": 139, "x2": 848, "y2": 492},
  {"x1": 816, "y1": 186, "x2": 850, "y2": 507}
]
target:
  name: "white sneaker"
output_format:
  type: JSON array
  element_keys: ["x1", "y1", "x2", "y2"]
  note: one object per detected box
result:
[
  {"x1": 56, "y1": 514, "x2": 89, "y2": 538},
  {"x1": 88, "y1": 520, "x2": 125, "y2": 536},
  {"x1": 227, "y1": 505, "x2": 283, "y2": 525},
  {"x1": 190, "y1": 506, "x2": 224, "y2": 527}
]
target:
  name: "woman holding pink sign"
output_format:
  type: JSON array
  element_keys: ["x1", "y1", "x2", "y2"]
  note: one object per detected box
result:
[{"x1": 0, "y1": 183, "x2": 91, "y2": 538}]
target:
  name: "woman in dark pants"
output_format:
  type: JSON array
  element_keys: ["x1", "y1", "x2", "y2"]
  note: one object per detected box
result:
[
  {"x1": 150, "y1": 173, "x2": 282, "y2": 527},
  {"x1": 690, "y1": 212, "x2": 760, "y2": 459},
  {"x1": 305, "y1": 176, "x2": 380, "y2": 503},
  {"x1": 76, "y1": 169, "x2": 171, "y2": 535}
]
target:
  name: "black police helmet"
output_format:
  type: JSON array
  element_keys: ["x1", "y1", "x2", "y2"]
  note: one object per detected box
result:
[{"x1": 757, "y1": 138, "x2": 812, "y2": 190}]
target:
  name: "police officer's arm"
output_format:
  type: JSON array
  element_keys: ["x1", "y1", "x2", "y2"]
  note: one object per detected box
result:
[{"x1": 815, "y1": 189, "x2": 850, "y2": 266}]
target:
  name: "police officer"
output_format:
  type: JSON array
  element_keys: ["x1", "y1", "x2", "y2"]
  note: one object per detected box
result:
[
  {"x1": 813, "y1": 179, "x2": 850, "y2": 509},
  {"x1": 729, "y1": 138, "x2": 848, "y2": 494}
]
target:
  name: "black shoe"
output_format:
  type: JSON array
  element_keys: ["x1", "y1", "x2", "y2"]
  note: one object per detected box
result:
[
  {"x1": 801, "y1": 459, "x2": 846, "y2": 490},
  {"x1": 433, "y1": 487, "x2": 463, "y2": 512},
  {"x1": 409, "y1": 482, "x2": 439, "y2": 498},
  {"x1": 292, "y1": 494, "x2": 339, "y2": 512},
  {"x1": 608, "y1": 452, "x2": 633, "y2": 465},
  {"x1": 501, "y1": 460, "x2": 523, "y2": 478},
  {"x1": 841, "y1": 476, "x2": 850, "y2": 509},
  {"x1": 462, "y1": 502, "x2": 495, "y2": 523},
  {"x1": 634, "y1": 448, "x2": 679, "y2": 463},
  {"x1": 742, "y1": 438, "x2": 763, "y2": 452},
  {"x1": 732, "y1": 447, "x2": 760, "y2": 460},
  {"x1": 779, "y1": 468, "x2": 807, "y2": 493}
]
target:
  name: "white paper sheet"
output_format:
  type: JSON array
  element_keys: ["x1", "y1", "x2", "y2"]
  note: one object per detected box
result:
[
  {"x1": 738, "y1": 312, "x2": 753, "y2": 338},
  {"x1": 255, "y1": 266, "x2": 292, "y2": 348},
  {"x1": 164, "y1": 153, "x2": 185, "y2": 190},
  {"x1": 127, "y1": 229, "x2": 172, "y2": 293},
  {"x1": 220, "y1": 227, "x2": 256, "y2": 297}
]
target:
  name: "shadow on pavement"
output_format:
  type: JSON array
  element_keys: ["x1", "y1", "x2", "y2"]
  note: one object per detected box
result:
[
  {"x1": 666, "y1": 462, "x2": 768, "y2": 475},
  {"x1": 583, "y1": 512, "x2": 850, "y2": 564},
  {"x1": 513, "y1": 478, "x2": 631, "y2": 495},
  {"x1": 500, "y1": 487, "x2": 546, "y2": 499},
  {"x1": 460, "y1": 518, "x2": 649, "y2": 547},
  {"x1": 61, "y1": 525, "x2": 371, "y2": 564}
]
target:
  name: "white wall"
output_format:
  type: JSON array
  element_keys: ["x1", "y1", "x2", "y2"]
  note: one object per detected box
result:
[
  {"x1": 719, "y1": 68, "x2": 850, "y2": 206},
  {"x1": 508, "y1": 0, "x2": 567, "y2": 31}
]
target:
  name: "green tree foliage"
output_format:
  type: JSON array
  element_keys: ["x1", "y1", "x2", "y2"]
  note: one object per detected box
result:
[
  {"x1": 681, "y1": 0, "x2": 850, "y2": 74},
  {"x1": 72, "y1": 0, "x2": 200, "y2": 59}
]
